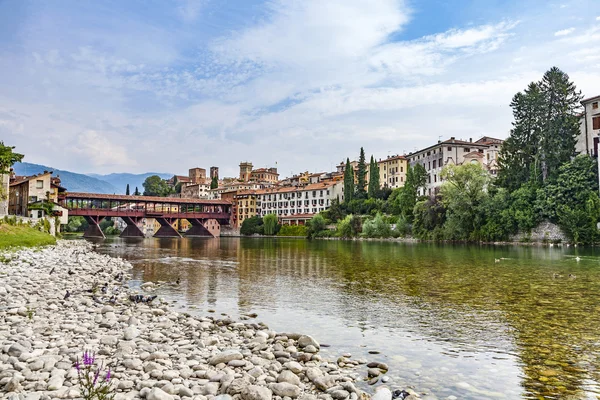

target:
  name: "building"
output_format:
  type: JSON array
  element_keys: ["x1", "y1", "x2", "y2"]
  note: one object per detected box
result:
[
  {"x1": 577, "y1": 95, "x2": 600, "y2": 157},
  {"x1": 373, "y1": 155, "x2": 408, "y2": 189},
  {"x1": 208, "y1": 181, "x2": 268, "y2": 200},
  {"x1": 407, "y1": 136, "x2": 504, "y2": 196},
  {"x1": 250, "y1": 167, "x2": 279, "y2": 183},
  {"x1": 233, "y1": 190, "x2": 258, "y2": 227},
  {"x1": 255, "y1": 180, "x2": 344, "y2": 221},
  {"x1": 181, "y1": 183, "x2": 211, "y2": 199},
  {"x1": 188, "y1": 168, "x2": 207, "y2": 184},
  {"x1": 0, "y1": 170, "x2": 10, "y2": 216},
  {"x1": 239, "y1": 162, "x2": 253, "y2": 181},
  {"x1": 210, "y1": 166, "x2": 219, "y2": 180},
  {"x1": 9, "y1": 171, "x2": 53, "y2": 216}
]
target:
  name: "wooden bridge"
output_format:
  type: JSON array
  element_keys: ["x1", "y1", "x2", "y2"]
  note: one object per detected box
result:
[{"x1": 58, "y1": 192, "x2": 231, "y2": 238}]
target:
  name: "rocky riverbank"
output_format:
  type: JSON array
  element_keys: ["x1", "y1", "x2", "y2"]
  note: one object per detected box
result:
[{"x1": 0, "y1": 241, "x2": 421, "y2": 400}]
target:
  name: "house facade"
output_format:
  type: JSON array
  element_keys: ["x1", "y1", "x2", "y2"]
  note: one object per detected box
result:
[
  {"x1": 8, "y1": 171, "x2": 54, "y2": 216},
  {"x1": 577, "y1": 95, "x2": 600, "y2": 157},
  {"x1": 374, "y1": 155, "x2": 407, "y2": 189},
  {"x1": 408, "y1": 137, "x2": 503, "y2": 196}
]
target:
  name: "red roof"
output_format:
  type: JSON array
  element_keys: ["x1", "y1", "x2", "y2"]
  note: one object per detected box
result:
[{"x1": 581, "y1": 95, "x2": 600, "y2": 104}]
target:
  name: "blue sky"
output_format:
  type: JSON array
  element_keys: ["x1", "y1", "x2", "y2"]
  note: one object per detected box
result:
[{"x1": 0, "y1": 0, "x2": 599, "y2": 177}]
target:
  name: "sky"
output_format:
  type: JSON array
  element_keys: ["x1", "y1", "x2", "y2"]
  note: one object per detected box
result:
[{"x1": 0, "y1": 0, "x2": 599, "y2": 178}]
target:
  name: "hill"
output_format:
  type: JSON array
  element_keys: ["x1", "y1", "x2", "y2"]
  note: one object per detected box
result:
[
  {"x1": 12, "y1": 162, "x2": 117, "y2": 194},
  {"x1": 88, "y1": 172, "x2": 173, "y2": 195}
]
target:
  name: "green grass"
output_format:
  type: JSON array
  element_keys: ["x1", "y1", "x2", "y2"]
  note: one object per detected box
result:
[{"x1": 0, "y1": 224, "x2": 57, "y2": 249}]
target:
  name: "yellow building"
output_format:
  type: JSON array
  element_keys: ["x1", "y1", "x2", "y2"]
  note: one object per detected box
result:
[
  {"x1": 374, "y1": 155, "x2": 407, "y2": 189},
  {"x1": 233, "y1": 190, "x2": 258, "y2": 227}
]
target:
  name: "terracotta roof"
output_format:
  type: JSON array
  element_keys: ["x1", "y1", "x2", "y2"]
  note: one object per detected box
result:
[
  {"x1": 582, "y1": 95, "x2": 600, "y2": 104},
  {"x1": 64, "y1": 192, "x2": 231, "y2": 205},
  {"x1": 9, "y1": 172, "x2": 52, "y2": 187},
  {"x1": 474, "y1": 136, "x2": 504, "y2": 145},
  {"x1": 378, "y1": 155, "x2": 406, "y2": 163}
]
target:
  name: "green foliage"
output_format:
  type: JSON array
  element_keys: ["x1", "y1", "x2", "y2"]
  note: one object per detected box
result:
[
  {"x1": 66, "y1": 216, "x2": 88, "y2": 232},
  {"x1": 134, "y1": 187, "x2": 140, "y2": 196},
  {"x1": 356, "y1": 148, "x2": 367, "y2": 199},
  {"x1": 343, "y1": 158, "x2": 354, "y2": 204},
  {"x1": 0, "y1": 224, "x2": 56, "y2": 249},
  {"x1": 368, "y1": 155, "x2": 380, "y2": 199},
  {"x1": 396, "y1": 164, "x2": 426, "y2": 223},
  {"x1": 306, "y1": 214, "x2": 327, "y2": 238},
  {"x1": 263, "y1": 214, "x2": 279, "y2": 235},
  {"x1": 278, "y1": 225, "x2": 308, "y2": 237},
  {"x1": 336, "y1": 214, "x2": 362, "y2": 238},
  {"x1": 125, "y1": 184, "x2": 130, "y2": 196},
  {"x1": 210, "y1": 176, "x2": 219, "y2": 189},
  {"x1": 142, "y1": 175, "x2": 173, "y2": 197},
  {"x1": 412, "y1": 197, "x2": 446, "y2": 240},
  {"x1": 498, "y1": 67, "x2": 583, "y2": 189},
  {"x1": 0, "y1": 142, "x2": 24, "y2": 200},
  {"x1": 361, "y1": 213, "x2": 391, "y2": 238},
  {"x1": 240, "y1": 216, "x2": 263, "y2": 236}
]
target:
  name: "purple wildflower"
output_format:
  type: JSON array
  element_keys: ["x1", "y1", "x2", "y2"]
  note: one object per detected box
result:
[
  {"x1": 83, "y1": 350, "x2": 95, "y2": 366},
  {"x1": 74, "y1": 358, "x2": 80, "y2": 372},
  {"x1": 93, "y1": 368, "x2": 100, "y2": 386},
  {"x1": 104, "y1": 367, "x2": 111, "y2": 382}
]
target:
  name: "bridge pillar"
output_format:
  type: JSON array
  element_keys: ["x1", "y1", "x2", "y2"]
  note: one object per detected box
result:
[
  {"x1": 83, "y1": 216, "x2": 105, "y2": 239},
  {"x1": 154, "y1": 217, "x2": 182, "y2": 238},
  {"x1": 186, "y1": 218, "x2": 215, "y2": 237},
  {"x1": 120, "y1": 217, "x2": 145, "y2": 238}
]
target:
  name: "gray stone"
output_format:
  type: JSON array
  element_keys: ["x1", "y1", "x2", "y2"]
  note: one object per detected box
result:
[
  {"x1": 241, "y1": 385, "x2": 273, "y2": 400},
  {"x1": 201, "y1": 382, "x2": 220, "y2": 396},
  {"x1": 7, "y1": 344, "x2": 27, "y2": 358},
  {"x1": 297, "y1": 335, "x2": 320, "y2": 349},
  {"x1": 123, "y1": 326, "x2": 139, "y2": 340},
  {"x1": 209, "y1": 350, "x2": 243, "y2": 366},
  {"x1": 313, "y1": 375, "x2": 336, "y2": 391},
  {"x1": 271, "y1": 382, "x2": 301, "y2": 398},
  {"x1": 47, "y1": 375, "x2": 64, "y2": 390},
  {"x1": 278, "y1": 370, "x2": 301, "y2": 386},
  {"x1": 147, "y1": 388, "x2": 174, "y2": 400},
  {"x1": 118, "y1": 380, "x2": 134, "y2": 390},
  {"x1": 304, "y1": 345, "x2": 318, "y2": 354},
  {"x1": 367, "y1": 368, "x2": 381, "y2": 377},
  {"x1": 287, "y1": 361, "x2": 303, "y2": 374},
  {"x1": 100, "y1": 336, "x2": 118, "y2": 346},
  {"x1": 372, "y1": 387, "x2": 392, "y2": 400},
  {"x1": 214, "y1": 395, "x2": 233, "y2": 400},
  {"x1": 330, "y1": 390, "x2": 350, "y2": 400},
  {"x1": 179, "y1": 386, "x2": 194, "y2": 397}
]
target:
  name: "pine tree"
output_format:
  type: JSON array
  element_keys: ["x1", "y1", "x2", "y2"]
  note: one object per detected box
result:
[
  {"x1": 343, "y1": 158, "x2": 354, "y2": 204},
  {"x1": 356, "y1": 147, "x2": 367, "y2": 199},
  {"x1": 368, "y1": 155, "x2": 380, "y2": 199},
  {"x1": 134, "y1": 186, "x2": 140, "y2": 196},
  {"x1": 126, "y1": 184, "x2": 130, "y2": 196},
  {"x1": 498, "y1": 67, "x2": 583, "y2": 190},
  {"x1": 210, "y1": 176, "x2": 218, "y2": 189}
]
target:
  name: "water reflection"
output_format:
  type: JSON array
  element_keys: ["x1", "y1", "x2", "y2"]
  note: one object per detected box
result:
[{"x1": 95, "y1": 237, "x2": 600, "y2": 399}]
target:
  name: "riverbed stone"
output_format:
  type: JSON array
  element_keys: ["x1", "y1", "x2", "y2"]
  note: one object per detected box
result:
[
  {"x1": 209, "y1": 350, "x2": 243, "y2": 366},
  {"x1": 241, "y1": 385, "x2": 272, "y2": 400},
  {"x1": 271, "y1": 382, "x2": 301, "y2": 397}
]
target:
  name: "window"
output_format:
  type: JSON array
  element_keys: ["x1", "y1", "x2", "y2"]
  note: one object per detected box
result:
[
  {"x1": 36, "y1": 180, "x2": 43, "y2": 189},
  {"x1": 433, "y1": 160, "x2": 437, "y2": 169},
  {"x1": 593, "y1": 102, "x2": 599, "y2": 110},
  {"x1": 594, "y1": 116, "x2": 600, "y2": 130},
  {"x1": 448, "y1": 147, "x2": 452, "y2": 151},
  {"x1": 464, "y1": 148, "x2": 470, "y2": 153}
]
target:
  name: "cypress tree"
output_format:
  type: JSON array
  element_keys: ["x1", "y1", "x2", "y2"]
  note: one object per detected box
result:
[
  {"x1": 343, "y1": 158, "x2": 354, "y2": 204},
  {"x1": 134, "y1": 186, "x2": 140, "y2": 196},
  {"x1": 126, "y1": 184, "x2": 130, "y2": 195},
  {"x1": 356, "y1": 147, "x2": 367, "y2": 199},
  {"x1": 368, "y1": 156, "x2": 380, "y2": 199}
]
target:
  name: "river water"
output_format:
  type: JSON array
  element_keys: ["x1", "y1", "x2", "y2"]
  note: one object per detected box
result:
[{"x1": 92, "y1": 237, "x2": 600, "y2": 399}]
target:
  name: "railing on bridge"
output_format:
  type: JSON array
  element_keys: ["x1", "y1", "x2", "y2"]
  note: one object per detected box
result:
[{"x1": 59, "y1": 192, "x2": 232, "y2": 239}]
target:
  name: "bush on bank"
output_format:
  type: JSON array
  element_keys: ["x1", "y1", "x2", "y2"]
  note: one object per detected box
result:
[{"x1": 277, "y1": 225, "x2": 307, "y2": 237}]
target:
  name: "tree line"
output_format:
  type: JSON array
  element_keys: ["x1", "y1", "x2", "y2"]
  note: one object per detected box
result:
[{"x1": 307, "y1": 67, "x2": 599, "y2": 244}]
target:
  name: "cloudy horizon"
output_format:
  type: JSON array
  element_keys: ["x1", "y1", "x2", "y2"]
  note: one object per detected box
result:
[{"x1": 1, "y1": 0, "x2": 599, "y2": 178}]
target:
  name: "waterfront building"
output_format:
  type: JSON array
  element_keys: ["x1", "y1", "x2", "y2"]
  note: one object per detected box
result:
[
  {"x1": 250, "y1": 167, "x2": 279, "y2": 183},
  {"x1": 577, "y1": 95, "x2": 600, "y2": 157},
  {"x1": 181, "y1": 183, "x2": 211, "y2": 199},
  {"x1": 407, "y1": 136, "x2": 503, "y2": 196},
  {"x1": 372, "y1": 155, "x2": 408, "y2": 189},
  {"x1": 255, "y1": 180, "x2": 344, "y2": 224},
  {"x1": 233, "y1": 190, "x2": 258, "y2": 227}
]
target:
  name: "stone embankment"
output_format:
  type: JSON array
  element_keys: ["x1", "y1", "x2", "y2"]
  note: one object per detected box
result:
[{"x1": 0, "y1": 241, "x2": 421, "y2": 400}]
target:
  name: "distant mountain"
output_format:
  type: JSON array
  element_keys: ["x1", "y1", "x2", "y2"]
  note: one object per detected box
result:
[
  {"x1": 88, "y1": 172, "x2": 173, "y2": 195},
  {"x1": 12, "y1": 162, "x2": 118, "y2": 194}
]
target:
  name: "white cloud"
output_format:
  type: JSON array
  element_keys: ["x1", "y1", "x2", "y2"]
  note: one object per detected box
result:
[
  {"x1": 554, "y1": 27, "x2": 575, "y2": 36},
  {"x1": 596, "y1": 16, "x2": 600, "y2": 21},
  {"x1": 73, "y1": 130, "x2": 135, "y2": 168},
  {"x1": 176, "y1": 0, "x2": 206, "y2": 22}
]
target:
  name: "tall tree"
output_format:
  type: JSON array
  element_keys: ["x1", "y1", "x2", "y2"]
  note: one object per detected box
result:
[
  {"x1": 498, "y1": 67, "x2": 583, "y2": 189},
  {"x1": 0, "y1": 142, "x2": 24, "y2": 201},
  {"x1": 142, "y1": 175, "x2": 173, "y2": 197},
  {"x1": 210, "y1": 176, "x2": 218, "y2": 189},
  {"x1": 125, "y1": 184, "x2": 130, "y2": 196},
  {"x1": 368, "y1": 156, "x2": 380, "y2": 199},
  {"x1": 356, "y1": 147, "x2": 367, "y2": 199},
  {"x1": 396, "y1": 164, "x2": 428, "y2": 222},
  {"x1": 134, "y1": 187, "x2": 140, "y2": 196},
  {"x1": 343, "y1": 158, "x2": 354, "y2": 204}
]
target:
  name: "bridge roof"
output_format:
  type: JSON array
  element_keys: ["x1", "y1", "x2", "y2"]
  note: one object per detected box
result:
[{"x1": 65, "y1": 192, "x2": 231, "y2": 205}]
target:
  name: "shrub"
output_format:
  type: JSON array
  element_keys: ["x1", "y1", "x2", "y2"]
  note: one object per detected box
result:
[{"x1": 278, "y1": 225, "x2": 307, "y2": 237}]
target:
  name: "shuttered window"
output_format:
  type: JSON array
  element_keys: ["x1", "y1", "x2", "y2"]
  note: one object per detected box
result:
[{"x1": 594, "y1": 116, "x2": 600, "y2": 130}]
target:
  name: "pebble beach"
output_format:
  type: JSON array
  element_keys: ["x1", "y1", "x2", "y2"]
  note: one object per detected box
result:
[{"x1": 0, "y1": 241, "x2": 421, "y2": 400}]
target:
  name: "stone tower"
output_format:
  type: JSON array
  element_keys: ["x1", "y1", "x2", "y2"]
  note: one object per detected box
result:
[{"x1": 239, "y1": 162, "x2": 253, "y2": 182}]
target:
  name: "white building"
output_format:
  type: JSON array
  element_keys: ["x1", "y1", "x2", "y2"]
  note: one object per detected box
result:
[
  {"x1": 408, "y1": 136, "x2": 503, "y2": 196},
  {"x1": 181, "y1": 183, "x2": 211, "y2": 199},
  {"x1": 256, "y1": 181, "x2": 344, "y2": 218},
  {"x1": 577, "y1": 95, "x2": 600, "y2": 157}
]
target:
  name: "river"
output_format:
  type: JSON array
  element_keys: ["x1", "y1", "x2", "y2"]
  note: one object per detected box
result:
[{"x1": 91, "y1": 237, "x2": 600, "y2": 399}]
